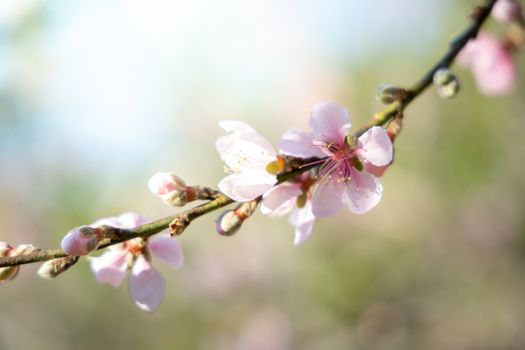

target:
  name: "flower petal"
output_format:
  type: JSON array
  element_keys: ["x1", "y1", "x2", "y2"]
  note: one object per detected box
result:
[
  {"x1": 219, "y1": 120, "x2": 256, "y2": 133},
  {"x1": 116, "y1": 212, "x2": 150, "y2": 228},
  {"x1": 261, "y1": 183, "x2": 302, "y2": 216},
  {"x1": 129, "y1": 256, "x2": 165, "y2": 312},
  {"x1": 343, "y1": 169, "x2": 383, "y2": 214},
  {"x1": 311, "y1": 179, "x2": 345, "y2": 218},
  {"x1": 149, "y1": 234, "x2": 184, "y2": 268},
  {"x1": 219, "y1": 173, "x2": 276, "y2": 202},
  {"x1": 364, "y1": 162, "x2": 389, "y2": 178},
  {"x1": 289, "y1": 201, "x2": 316, "y2": 245},
  {"x1": 88, "y1": 250, "x2": 129, "y2": 287},
  {"x1": 309, "y1": 102, "x2": 351, "y2": 142},
  {"x1": 356, "y1": 126, "x2": 393, "y2": 166},
  {"x1": 278, "y1": 129, "x2": 326, "y2": 158}
]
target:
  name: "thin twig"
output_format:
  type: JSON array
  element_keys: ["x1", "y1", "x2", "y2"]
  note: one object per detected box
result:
[{"x1": 0, "y1": 0, "x2": 499, "y2": 269}]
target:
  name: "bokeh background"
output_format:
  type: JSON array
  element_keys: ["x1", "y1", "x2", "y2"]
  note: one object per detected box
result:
[{"x1": 1, "y1": 0, "x2": 524, "y2": 349}]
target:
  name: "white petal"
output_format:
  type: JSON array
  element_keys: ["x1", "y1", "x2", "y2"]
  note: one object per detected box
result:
[
  {"x1": 278, "y1": 129, "x2": 326, "y2": 158},
  {"x1": 309, "y1": 102, "x2": 351, "y2": 142},
  {"x1": 356, "y1": 126, "x2": 393, "y2": 166},
  {"x1": 311, "y1": 180, "x2": 345, "y2": 217},
  {"x1": 289, "y1": 202, "x2": 316, "y2": 245},
  {"x1": 343, "y1": 169, "x2": 383, "y2": 214},
  {"x1": 219, "y1": 173, "x2": 276, "y2": 202},
  {"x1": 219, "y1": 120, "x2": 255, "y2": 133},
  {"x1": 88, "y1": 250, "x2": 129, "y2": 287},
  {"x1": 129, "y1": 256, "x2": 165, "y2": 312},
  {"x1": 149, "y1": 234, "x2": 184, "y2": 268},
  {"x1": 261, "y1": 183, "x2": 302, "y2": 216}
]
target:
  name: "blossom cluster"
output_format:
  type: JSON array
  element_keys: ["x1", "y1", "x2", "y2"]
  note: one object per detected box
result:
[
  {"x1": 458, "y1": 0, "x2": 523, "y2": 95},
  {"x1": 215, "y1": 101, "x2": 393, "y2": 245}
]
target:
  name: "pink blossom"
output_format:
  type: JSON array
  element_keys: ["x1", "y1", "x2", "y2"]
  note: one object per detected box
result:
[
  {"x1": 148, "y1": 172, "x2": 189, "y2": 206},
  {"x1": 61, "y1": 226, "x2": 101, "y2": 256},
  {"x1": 458, "y1": 32, "x2": 516, "y2": 96},
  {"x1": 492, "y1": 0, "x2": 522, "y2": 23},
  {"x1": 88, "y1": 213, "x2": 183, "y2": 312},
  {"x1": 260, "y1": 175, "x2": 316, "y2": 245},
  {"x1": 216, "y1": 121, "x2": 278, "y2": 202},
  {"x1": 279, "y1": 102, "x2": 393, "y2": 218}
]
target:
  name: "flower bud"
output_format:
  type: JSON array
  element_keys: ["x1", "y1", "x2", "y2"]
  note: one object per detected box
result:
[
  {"x1": 216, "y1": 200, "x2": 259, "y2": 236},
  {"x1": 38, "y1": 256, "x2": 79, "y2": 279},
  {"x1": 61, "y1": 226, "x2": 101, "y2": 256},
  {"x1": 148, "y1": 172, "x2": 190, "y2": 206},
  {"x1": 0, "y1": 242, "x2": 21, "y2": 283},
  {"x1": 433, "y1": 68, "x2": 460, "y2": 99},
  {"x1": 492, "y1": 0, "x2": 522, "y2": 23},
  {"x1": 0, "y1": 265, "x2": 19, "y2": 283},
  {"x1": 376, "y1": 84, "x2": 408, "y2": 104}
]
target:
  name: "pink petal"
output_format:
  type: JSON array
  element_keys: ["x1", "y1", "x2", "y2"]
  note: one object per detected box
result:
[
  {"x1": 459, "y1": 33, "x2": 516, "y2": 96},
  {"x1": 149, "y1": 234, "x2": 184, "y2": 268},
  {"x1": 343, "y1": 169, "x2": 383, "y2": 214},
  {"x1": 261, "y1": 183, "x2": 302, "y2": 216},
  {"x1": 471, "y1": 48, "x2": 515, "y2": 96},
  {"x1": 148, "y1": 172, "x2": 186, "y2": 196},
  {"x1": 311, "y1": 179, "x2": 345, "y2": 218},
  {"x1": 116, "y1": 212, "x2": 150, "y2": 228},
  {"x1": 219, "y1": 173, "x2": 276, "y2": 202},
  {"x1": 492, "y1": 0, "x2": 521, "y2": 23},
  {"x1": 356, "y1": 126, "x2": 393, "y2": 166},
  {"x1": 278, "y1": 129, "x2": 326, "y2": 158},
  {"x1": 129, "y1": 256, "x2": 165, "y2": 312},
  {"x1": 309, "y1": 102, "x2": 351, "y2": 143},
  {"x1": 88, "y1": 249, "x2": 129, "y2": 287},
  {"x1": 288, "y1": 201, "x2": 316, "y2": 245},
  {"x1": 364, "y1": 163, "x2": 389, "y2": 177}
]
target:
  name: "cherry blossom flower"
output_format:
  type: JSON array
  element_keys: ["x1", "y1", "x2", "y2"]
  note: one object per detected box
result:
[
  {"x1": 216, "y1": 121, "x2": 278, "y2": 202},
  {"x1": 279, "y1": 102, "x2": 393, "y2": 218},
  {"x1": 88, "y1": 213, "x2": 183, "y2": 312},
  {"x1": 260, "y1": 174, "x2": 316, "y2": 245},
  {"x1": 458, "y1": 32, "x2": 516, "y2": 96}
]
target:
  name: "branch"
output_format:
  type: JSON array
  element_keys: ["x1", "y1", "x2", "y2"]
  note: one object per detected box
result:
[
  {"x1": 0, "y1": 0, "x2": 500, "y2": 269},
  {"x1": 352, "y1": 0, "x2": 498, "y2": 138},
  {"x1": 0, "y1": 194, "x2": 233, "y2": 267}
]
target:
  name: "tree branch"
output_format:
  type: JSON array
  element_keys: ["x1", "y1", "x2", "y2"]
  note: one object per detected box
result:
[{"x1": 0, "y1": 0, "x2": 500, "y2": 269}]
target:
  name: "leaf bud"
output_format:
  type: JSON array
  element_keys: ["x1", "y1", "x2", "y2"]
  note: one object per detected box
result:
[
  {"x1": 38, "y1": 256, "x2": 80, "y2": 279},
  {"x1": 433, "y1": 68, "x2": 460, "y2": 99},
  {"x1": 376, "y1": 84, "x2": 408, "y2": 104},
  {"x1": 216, "y1": 200, "x2": 259, "y2": 236}
]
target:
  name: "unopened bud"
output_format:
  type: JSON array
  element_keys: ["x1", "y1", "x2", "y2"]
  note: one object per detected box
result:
[
  {"x1": 492, "y1": 0, "x2": 522, "y2": 23},
  {"x1": 0, "y1": 243, "x2": 19, "y2": 283},
  {"x1": 376, "y1": 84, "x2": 408, "y2": 104},
  {"x1": 148, "y1": 172, "x2": 190, "y2": 206},
  {"x1": 38, "y1": 256, "x2": 79, "y2": 279},
  {"x1": 433, "y1": 68, "x2": 460, "y2": 99},
  {"x1": 61, "y1": 226, "x2": 101, "y2": 256},
  {"x1": 216, "y1": 200, "x2": 259, "y2": 236}
]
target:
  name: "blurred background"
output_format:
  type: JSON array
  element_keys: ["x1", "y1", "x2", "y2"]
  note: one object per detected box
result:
[{"x1": 1, "y1": 0, "x2": 524, "y2": 349}]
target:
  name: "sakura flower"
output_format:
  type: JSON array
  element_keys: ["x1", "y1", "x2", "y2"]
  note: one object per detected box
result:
[
  {"x1": 279, "y1": 102, "x2": 393, "y2": 218},
  {"x1": 458, "y1": 32, "x2": 516, "y2": 96},
  {"x1": 261, "y1": 174, "x2": 316, "y2": 245},
  {"x1": 216, "y1": 121, "x2": 278, "y2": 202},
  {"x1": 88, "y1": 212, "x2": 183, "y2": 312}
]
